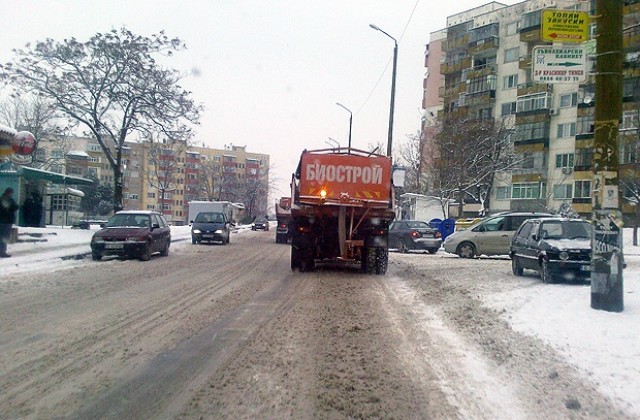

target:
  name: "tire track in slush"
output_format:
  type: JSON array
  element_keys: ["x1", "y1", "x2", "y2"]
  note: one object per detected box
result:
[{"x1": 0, "y1": 233, "x2": 290, "y2": 417}]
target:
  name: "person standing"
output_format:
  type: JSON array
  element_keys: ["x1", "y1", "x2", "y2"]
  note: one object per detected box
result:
[{"x1": 0, "y1": 187, "x2": 20, "y2": 258}]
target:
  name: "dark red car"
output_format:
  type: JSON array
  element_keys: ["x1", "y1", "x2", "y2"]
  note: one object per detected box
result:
[{"x1": 90, "y1": 211, "x2": 171, "y2": 261}]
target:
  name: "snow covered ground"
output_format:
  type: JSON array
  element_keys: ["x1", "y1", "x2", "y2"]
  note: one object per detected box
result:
[{"x1": 1, "y1": 224, "x2": 639, "y2": 415}]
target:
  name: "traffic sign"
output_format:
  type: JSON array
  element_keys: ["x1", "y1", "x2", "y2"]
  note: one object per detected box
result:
[
  {"x1": 542, "y1": 9, "x2": 590, "y2": 43},
  {"x1": 532, "y1": 46, "x2": 587, "y2": 83}
]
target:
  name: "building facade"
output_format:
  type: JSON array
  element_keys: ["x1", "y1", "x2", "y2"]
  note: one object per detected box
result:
[
  {"x1": 422, "y1": 0, "x2": 640, "y2": 223},
  {"x1": 34, "y1": 136, "x2": 270, "y2": 224}
]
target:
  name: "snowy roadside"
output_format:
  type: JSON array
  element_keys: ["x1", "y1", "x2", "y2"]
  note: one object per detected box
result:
[{"x1": 0, "y1": 224, "x2": 254, "y2": 277}]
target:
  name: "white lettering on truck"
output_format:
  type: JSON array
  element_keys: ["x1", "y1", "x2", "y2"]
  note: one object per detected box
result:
[{"x1": 306, "y1": 164, "x2": 383, "y2": 184}]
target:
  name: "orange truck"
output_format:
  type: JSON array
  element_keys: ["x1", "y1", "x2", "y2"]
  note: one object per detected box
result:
[
  {"x1": 290, "y1": 147, "x2": 396, "y2": 274},
  {"x1": 275, "y1": 196, "x2": 292, "y2": 243}
]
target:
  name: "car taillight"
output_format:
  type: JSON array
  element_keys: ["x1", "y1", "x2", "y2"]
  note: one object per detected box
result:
[
  {"x1": 280, "y1": 223, "x2": 287, "y2": 228},
  {"x1": 297, "y1": 226, "x2": 312, "y2": 233},
  {"x1": 410, "y1": 230, "x2": 421, "y2": 238}
]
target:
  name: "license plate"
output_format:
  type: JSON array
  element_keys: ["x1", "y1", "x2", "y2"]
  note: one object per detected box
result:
[
  {"x1": 202, "y1": 234, "x2": 213, "y2": 238},
  {"x1": 581, "y1": 265, "x2": 591, "y2": 271},
  {"x1": 105, "y1": 243, "x2": 123, "y2": 249}
]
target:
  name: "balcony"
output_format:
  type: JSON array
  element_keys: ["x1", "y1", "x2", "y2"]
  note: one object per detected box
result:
[
  {"x1": 438, "y1": 83, "x2": 467, "y2": 99},
  {"x1": 468, "y1": 37, "x2": 499, "y2": 56},
  {"x1": 517, "y1": 82, "x2": 551, "y2": 96},
  {"x1": 462, "y1": 63, "x2": 496, "y2": 80},
  {"x1": 443, "y1": 34, "x2": 470, "y2": 51},
  {"x1": 440, "y1": 57, "x2": 472, "y2": 75}
]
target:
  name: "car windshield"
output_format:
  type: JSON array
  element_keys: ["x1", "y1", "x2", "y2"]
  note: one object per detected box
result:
[
  {"x1": 195, "y1": 213, "x2": 223, "y2": 223},
  {"x1": 106, "y1": 214, "x2": 150, "y2": 228},
  {"x1": 541, "y1": 221, "x2": 591, "y2": 239}
]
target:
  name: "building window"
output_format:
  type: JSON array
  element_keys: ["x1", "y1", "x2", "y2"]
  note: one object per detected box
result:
[
  {"x1": 555, "y1": 153, "x2": 575, "y2": 168},
  {"x1": 147, "y1": 192, "x2": 156, "y2": 198},
  {"x1": 501, "y1": 102, "x2": 517, "y2": 116},
  {"x1": 516, "y1": 93, "x2": 551, "y2": 113},
  {"x1": 515, "y1": 121, "x2": 549, "y2": 142},
  {"x1": 503, "y1": 74, "x2": 518, "y2": 89},
  {"x1": 506, "y1": 21, "x2": 519, "y2": 36},
  {"x1": 622, "y1": 110, "x2": 639, "y2": 130},
  {"x1": 504, "y1": 47, "x2": 520, "y2": 63},
  {"x1": 496, "y1": 186, "x2": 511, "y2": 200},
  {"x1": 512, "y1": 183, "x2": 541, "y2": 199},
  {"x1": 575, "y1": 147, "x2": 593, "y2": 167},
  {"x1": 552, "y1": 184, "x2": 573, "y2": 199},
  {"x1": 621, "y1": 139, "x2": 639, "y2": 164},
  {"x1": 574, "y1": 180, "x2": 591, "y2": 199},
  {"x1": 557, "y1": 123, "x2": 576, "y2": 138},
  {"x1": 577, "y1": 115, "x2": 594, "y2": 134},
  {"x1": 129, "y1": 194, "x2": 139, "y2": 200},
  {"x1": 559, "y1": 93, "x2": 578, "y2": 108},
  {"x1": 90, "y1": 156, "x2": 100, "y2": 163}
]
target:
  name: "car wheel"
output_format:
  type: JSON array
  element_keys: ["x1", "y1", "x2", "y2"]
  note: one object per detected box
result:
[
  {"x1": 398, "y1": 240, "x2": 410, "y2": 254},
  {"x1": 457, "y1": 242, "x2": 476, "y2": 258},
  {"x1": 540, "y1": 259, "x2": 554, "y2": 284},
  {"x1": 139, "y1": 242, "x2": 151, "y2": 261},
  {"x1": 191, "y1": 236, "x2": 197, "y2": 244},
  {"x1": 92, "y1": 252, "x2": 102, "y2": 261},
  {"x1": 427, "y1": 248, "x2": 438, "y2": 254},
  {"x1": 512, "y1": 256, "x2": 523, "y2": 276},
  {"x1": 160, "y1": 240, "x2": 170, "y2": 256}
]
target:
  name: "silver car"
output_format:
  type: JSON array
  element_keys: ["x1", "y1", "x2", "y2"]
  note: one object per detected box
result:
[{"x1": 443, "y1": 212, "x2": 553, "y2": 258}]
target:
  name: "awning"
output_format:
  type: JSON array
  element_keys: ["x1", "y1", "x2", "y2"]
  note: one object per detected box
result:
[{"x1": 18, "y1": 166, "x2": 94, "y2": 185}]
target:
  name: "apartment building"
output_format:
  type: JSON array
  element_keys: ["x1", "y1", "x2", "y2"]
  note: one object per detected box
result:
[
  {"x1": 35, "y1": 136, "x2": 270, "y2": 224},
  {"x1": 422, "y1": 0, "x2": 640, "y2": 223}
]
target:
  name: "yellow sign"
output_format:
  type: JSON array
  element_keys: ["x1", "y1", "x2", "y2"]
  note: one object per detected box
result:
[{"x1": 542, "y1": 9, "x2": 590, "y2": 43}]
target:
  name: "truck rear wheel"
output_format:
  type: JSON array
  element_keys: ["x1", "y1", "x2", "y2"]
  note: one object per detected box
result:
[
  {"x1": 362, "y1": 246, "x2": 376, "y2": 274},
  {"x1": 375, "y1": 247, "x2": 388, "y2": 275},
  {"x1": 291, "y1": 246, "x2": 301, "y2": 270}
]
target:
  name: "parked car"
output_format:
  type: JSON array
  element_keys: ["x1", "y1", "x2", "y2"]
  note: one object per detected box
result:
[
  {"x1": 251, "y1": 216, "x2": 270, "y2": 231},
  {"x1": 90, "y1": 211, "x2": 171, "y2": 261},
  {"x1": 443, "y1": 211, "x2": 553, "y2": 258},
  {"x1": 389, "y1": 220, "x2": 442, "y2": 254},
  {"x1": 191, "y1": 211, "x2": 231, "y2": 244},
  {"x1": 510, "y1": 217, "x2": 592, "y2": 283}
]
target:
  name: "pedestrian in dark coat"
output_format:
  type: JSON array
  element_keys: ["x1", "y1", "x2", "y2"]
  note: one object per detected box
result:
[{"x1": 0, "y1": 187, "x2": 20, "y2": 258}]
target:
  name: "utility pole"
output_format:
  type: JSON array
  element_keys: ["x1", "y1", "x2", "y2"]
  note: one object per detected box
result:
[{"x1": 591, "y1": 0, "x2": 624, "y2": 312}]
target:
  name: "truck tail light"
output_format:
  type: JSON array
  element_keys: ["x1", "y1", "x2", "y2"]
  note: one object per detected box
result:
[{"x1": 297, "y1": 226, "x2": 312, "y2": 233}]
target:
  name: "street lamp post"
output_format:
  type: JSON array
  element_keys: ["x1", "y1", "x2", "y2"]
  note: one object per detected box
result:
[
  {"x1": 369, "y1": 24, "x2": 398, "y2": 157},
  {"x1": 336, "y1": 102, "x2": 352, "y2": 150}
]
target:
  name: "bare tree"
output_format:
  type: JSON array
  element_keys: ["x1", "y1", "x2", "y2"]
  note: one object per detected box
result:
[
  {"x1": 396, "y1": 130, "x2": 427, "y2": 194},
  {"x1": 1, "y1": 28, "x2": 201, "y2": 212},
  {"x1": 0, "y1": 95, "x2": 73, "y2": 168},
  {"x1": 427, "y1": 114, "x2": 517, "y2": 217}
]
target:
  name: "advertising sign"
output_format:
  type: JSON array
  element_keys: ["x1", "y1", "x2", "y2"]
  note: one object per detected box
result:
[
  {"x1": 542, "y1": 9, "x2": 590, "y2": 43},
  {"x1": 532, "y1": 46, "x2": 587, "y2": 83}
]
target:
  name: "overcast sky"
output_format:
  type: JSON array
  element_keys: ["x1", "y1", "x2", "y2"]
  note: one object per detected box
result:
[{"x1": 1, "y1": 0, "x2": 519, "y2": 197}]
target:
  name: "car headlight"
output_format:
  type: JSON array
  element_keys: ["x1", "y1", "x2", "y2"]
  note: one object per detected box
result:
[
  {"x1": 92, "y1": 236, "x2": 104, "y2": 243},
  {"x1": 214, "y1": 229, "x2": 223, "y2": 234},
  {"x1": 559, "y1": 251, "x2": 569, "y2": 261},
  {"x1": 192, "y1": 229, "x2": 201, "y2": 234}
]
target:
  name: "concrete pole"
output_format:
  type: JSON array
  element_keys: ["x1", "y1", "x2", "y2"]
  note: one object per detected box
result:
[{"x1": 591, "y1": 0, "x2": 624, "y2": 312}]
